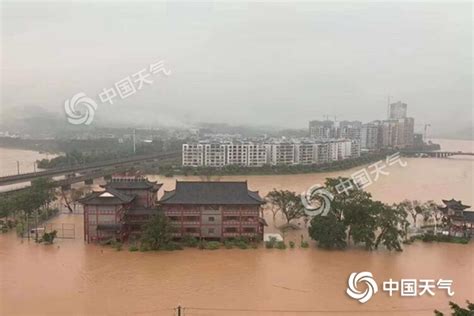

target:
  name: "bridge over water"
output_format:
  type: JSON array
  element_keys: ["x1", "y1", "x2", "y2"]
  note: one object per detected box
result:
[
  {"x1": 401, "y1": 150, "x2": 474, "y2": 158},
  {"x1": 0, "y1": 151, "x2": 180, "y2": 188}
]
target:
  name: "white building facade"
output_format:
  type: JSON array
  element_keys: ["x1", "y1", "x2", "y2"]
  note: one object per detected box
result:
[{"x1": 182, "y1": 139, "x2": 360, "y2": 167}]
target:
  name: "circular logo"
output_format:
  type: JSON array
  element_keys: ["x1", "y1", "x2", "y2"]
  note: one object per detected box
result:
[
  {"x1": 64, "y1": 92, "x2": 98, "y2": 125},
  {"x1": 346, "y1": 271, "x2": 378, "y2": 303},
  {"x1": 300, "y1": 184, "x2": 334, "y2": 216}
]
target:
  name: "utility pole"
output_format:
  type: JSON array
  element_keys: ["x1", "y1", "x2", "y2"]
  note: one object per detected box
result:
[
  {"x1": 133, "y1": 129, "x2": 136, "y2": 155},
  {"x1": 16, "y1": 160, "x2": 20, "y2": 175}
]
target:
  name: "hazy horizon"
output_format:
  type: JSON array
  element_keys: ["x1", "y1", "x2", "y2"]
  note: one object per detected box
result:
[{"x1": 1, "y1": 1, "x2": 472, "y2": 137}]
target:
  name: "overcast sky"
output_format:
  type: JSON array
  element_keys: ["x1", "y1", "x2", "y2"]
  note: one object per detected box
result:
[{"x1": 1, "y1": 1, "x2": 472, "y2": 133}]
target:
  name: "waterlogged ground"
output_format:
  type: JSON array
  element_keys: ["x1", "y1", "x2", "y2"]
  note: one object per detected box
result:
[
  {"x1": 1, "y1": 141, "x2": 473, "y2": 315},
  {"x1": 0, "y1": 213, "x2": 473, "y2": 316}
]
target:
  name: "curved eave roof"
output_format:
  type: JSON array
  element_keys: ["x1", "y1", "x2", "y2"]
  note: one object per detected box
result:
[{"x1": 159, "y1": 181, "x2": 264, "y2": 205}]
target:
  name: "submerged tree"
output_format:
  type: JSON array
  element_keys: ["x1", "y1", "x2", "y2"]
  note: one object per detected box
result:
[
  {"x1": 307, "y1": 177, "x2": 407, "y2": 252},
  {"x1": 375, "y1": 203, "x2": 408, "y2": 251},
  {"x1": 434, "y1": 300, "x2": 474, "y2": 316},
  {"x1": 266, "y1": 190, "x2": 305, "y2": 224},
  {"x1": 309, "y1": 213, "x2": 347, "y2": 249},
  {"x1": 324, "y1": 177, "x2": 379, "y2": 249},
  {"x1": 140, "y1": 213, "x2": 174, "y2": 250},
  {"x1": 398, "y1": 200, "x2": 423, "y2": 228}
]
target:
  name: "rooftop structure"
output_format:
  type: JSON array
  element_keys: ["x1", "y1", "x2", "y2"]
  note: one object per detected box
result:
[{"x1": 160, "y1": 181, "x2": 264, "y2": 205}]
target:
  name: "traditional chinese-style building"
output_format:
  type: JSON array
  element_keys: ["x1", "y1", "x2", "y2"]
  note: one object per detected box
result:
[
  {"x1": 79, "y1": 177, "x2": 162, "y2": 243},
  {"x1": 438, "y1": 199, "x2": 474, "y2": 236},
  {"x1": 160, "y1": 181, "x2": 266, "y2": 240},
  {"x1": 79, "y1": 178, "x2": 266, "y2": 243}
]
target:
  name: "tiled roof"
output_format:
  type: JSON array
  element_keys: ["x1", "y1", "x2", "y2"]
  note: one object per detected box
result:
[
  {"x1": 78, "y1": 188, "x2": 135, "y2": 205},
  {"x1": 103, "y1": 178, "x2": 162, "y2": 191},
  {"x1": 442, "y1": 199, "x2": 470, "y2": 210},
  {"x1": 159, "y1": 181, "x2": 264, "y2": 205}
]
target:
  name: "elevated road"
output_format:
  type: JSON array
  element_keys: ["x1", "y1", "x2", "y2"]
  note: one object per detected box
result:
[
  {"x1": 401, "y1": 151, "x2": 473, "y2": 158},
  {"x1": 0, "y1": 151, "x2": 180, "y2": 186}
]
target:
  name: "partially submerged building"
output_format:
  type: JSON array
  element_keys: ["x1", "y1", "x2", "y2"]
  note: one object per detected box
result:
[
  {"x1": 79, "y1": 178, "x2": 266, "y2": 243},
  {"x1": 160, "y1": 181, "x2": 266, "y2": 239},
  {"x1": 79, "y1": 177, "x2": 162, "y2": 243},
  {"x1": 438, "y1": 199, "x2": 474, "y2": 236}
]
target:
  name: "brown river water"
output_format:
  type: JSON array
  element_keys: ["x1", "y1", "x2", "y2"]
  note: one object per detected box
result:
[{"x1": 0, "y1": 139, "x2": 473, "y2": 315}]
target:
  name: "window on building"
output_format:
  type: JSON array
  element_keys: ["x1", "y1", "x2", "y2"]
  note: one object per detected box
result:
[
  {"x1": 243, "y1": 227, "x2": 256, "y2": 233},
  {"x1": 225, "y1": 227, "x2": 238, "y2": 233},
  {"x1": 208, "y1": 228, "x2": 215, "y2": 234},
  {"x1": 208, "y1": 216, "x2": 215, "y2": 222},
  {"x1": 184, "y1": 216, "x2": 200, "y2": 222}
]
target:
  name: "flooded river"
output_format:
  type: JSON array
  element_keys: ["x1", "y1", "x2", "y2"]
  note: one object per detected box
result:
[{"x1": 0, "y1": 140, "x2": 473, "y2": 315}]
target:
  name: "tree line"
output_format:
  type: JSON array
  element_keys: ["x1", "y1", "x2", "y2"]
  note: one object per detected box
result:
[
  {"x1": 0, "y1": 178, "x2": 58, "y2": 240},
  {"x1": 265, "y1": 177, "x2": 455, "y2": 251}
]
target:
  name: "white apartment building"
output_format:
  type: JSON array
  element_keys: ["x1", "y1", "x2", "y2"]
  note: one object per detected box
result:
[
  {"x1": 204, "y1": 143, "x2": 226, "y2": 167},
  {"x1": 351, "y1": 140, "x2": 361, "y2": 158},
  {"x1": 247, "y1": 144, "x2": 268, "y2": 167},
  {"x1": 294, "y1": 143, "x2": 318, "y2": 165},
  {"x1": 268, "y1": 143, "x2": 296, "y2": 165},
  {"x1": 327, "y1": 140, "x2": 351, "y2": 161},
  {"x1": 182, "y1": 139, "x2": 360, "y2": 167},
  {"x1": 182, "y1": 144, "x2": 204, "y2": 167},
  {"x1": 226, "y1": 143, "x2": 249, "y2": 166}
]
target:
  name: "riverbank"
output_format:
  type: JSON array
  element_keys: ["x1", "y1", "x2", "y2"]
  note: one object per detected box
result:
[{"x1": 151, "y1": 150, "x2": 396, "y2": 177}]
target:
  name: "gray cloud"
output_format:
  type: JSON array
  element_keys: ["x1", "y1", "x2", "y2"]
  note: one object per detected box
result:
[{"x1": 1, "y1": 1, "x2": 472, "y2": 136}]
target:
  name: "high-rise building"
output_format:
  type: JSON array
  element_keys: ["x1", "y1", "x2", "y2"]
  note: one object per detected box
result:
[
  {"x1": 360, "y1": 123, "x2": 380, "y2": 149},
  {"x1": 380, "y1": 120, "x2": 399, "y2": 148},
  {"x1": 309, "y1": 120, "x2": 336, "y2": 139},
  {"x1": 389, "y1": 101, "x2": 407, "y2": 120},
  {"x1": 396, "y1": 117, "x2": 415, "y2": 148},
  {"x1": 338, "y1": 121, "x2": 362, "y2": 140}
]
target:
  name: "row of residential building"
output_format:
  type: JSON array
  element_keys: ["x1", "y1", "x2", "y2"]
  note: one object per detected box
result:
[{"x1": 182, "y1": 139, "x2": 360, "y2": 167}]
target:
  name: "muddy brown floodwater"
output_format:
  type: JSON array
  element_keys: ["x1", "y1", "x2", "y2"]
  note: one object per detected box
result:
[{"x1": 0, "y1": 140, "x2": 473, "y2": 315}]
